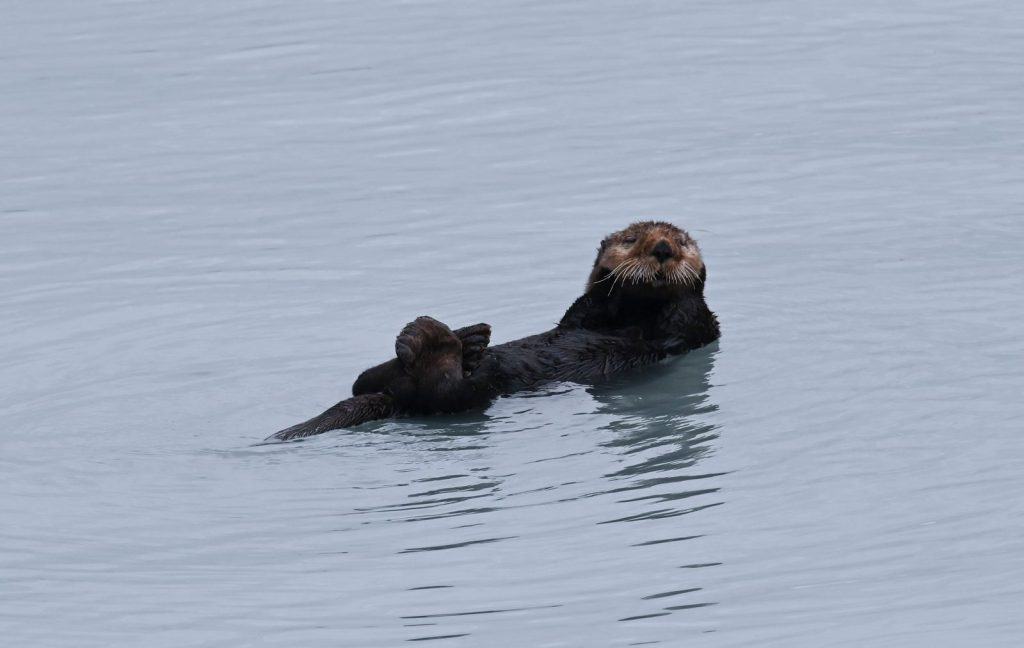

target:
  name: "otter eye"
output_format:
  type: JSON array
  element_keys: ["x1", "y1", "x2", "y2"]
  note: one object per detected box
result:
[{"x1": 623, "y1": 236, "x2": 637, "y2": 244}]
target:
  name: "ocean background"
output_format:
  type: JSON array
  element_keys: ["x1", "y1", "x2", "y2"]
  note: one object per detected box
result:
[{"x1": 3, "y1": 1, "x2": 1023, "y2": 645}]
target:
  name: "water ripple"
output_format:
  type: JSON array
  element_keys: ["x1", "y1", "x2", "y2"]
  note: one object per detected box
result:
[{"x1": 5, "y1": 0, "x2": 1024, "y2": 645}]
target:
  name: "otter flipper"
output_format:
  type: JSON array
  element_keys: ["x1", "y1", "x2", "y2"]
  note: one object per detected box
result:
[
  {"x1": 267, "y1": 392, "x2": 394, "y2": 442},
  {"x1": 386, "y1": 317, "x2": 497, "y2": 415},
  {"x1": 452, "y1": 322, "x2": 491, "y2": 374},
  {"x1": 353, "y1": 321, "x2": 491, "y2": 396}
]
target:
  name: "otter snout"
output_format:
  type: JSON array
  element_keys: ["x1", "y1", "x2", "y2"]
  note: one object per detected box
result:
[{"x1": 650, "y1": 240, "x2": 673, "y2": 263}]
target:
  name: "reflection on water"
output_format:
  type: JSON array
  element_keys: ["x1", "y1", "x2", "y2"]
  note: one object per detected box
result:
[
  {"x1": 595, "y1": 348, "x2": 720, "y2": 480},
  {"x1": 4, "y1": 0, "x2": 1024, "y2": 645},
  {"x1": 591, "y1": 347, "x2": 723, "y2": 617},
  {"x1": 229, "y1": 347, "x2": 724, "y2": 642}
]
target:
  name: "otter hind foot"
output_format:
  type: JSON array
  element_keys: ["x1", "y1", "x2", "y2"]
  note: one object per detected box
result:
[
  {"x1": 453, "y1": 322, "x2": 491, "y2": 374},
  {"x1": 395, "y1": 316, "x2": 462, "y2": 369},
  {"x1": 391, "y1": 316, "x2": 474, "y2": 413},
  {"x1": 352, "y1": 319, "x2": 491, "y2": 397}
]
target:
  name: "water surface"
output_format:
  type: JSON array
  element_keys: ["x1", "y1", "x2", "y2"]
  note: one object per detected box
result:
[{"x1": 3, "y1": 1, "x2": 1024, "y2": 646}]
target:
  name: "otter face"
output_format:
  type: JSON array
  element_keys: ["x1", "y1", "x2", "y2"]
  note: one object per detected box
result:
[{"x1": 587, "y1": 221, "x2": 706, "y2": 295}]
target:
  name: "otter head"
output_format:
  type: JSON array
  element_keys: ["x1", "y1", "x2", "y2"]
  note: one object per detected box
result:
[{"x1": 586, "y1": 221, "x2": 706, "y2": 297}]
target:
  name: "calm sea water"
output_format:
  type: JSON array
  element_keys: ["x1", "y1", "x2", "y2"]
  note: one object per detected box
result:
[{"x1": 3, "y1": 1, "x2": 1024, "y2": 646}]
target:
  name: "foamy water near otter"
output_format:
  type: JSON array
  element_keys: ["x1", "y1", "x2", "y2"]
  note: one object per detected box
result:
[{"x1": 3, "y1": 1, "x2": 1024, "y2": 646}]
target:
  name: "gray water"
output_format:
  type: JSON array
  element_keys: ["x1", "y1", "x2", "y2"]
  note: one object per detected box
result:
[{"x1": 3, "y1": 1, "x2": 1024, "y2": 646}]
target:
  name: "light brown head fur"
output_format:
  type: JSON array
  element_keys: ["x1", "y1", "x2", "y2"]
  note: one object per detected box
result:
[{"x1": 586, "y1": 221, "x2": 706, "y2": 296}]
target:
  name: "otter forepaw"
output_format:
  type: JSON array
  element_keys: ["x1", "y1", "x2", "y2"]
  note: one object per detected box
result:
[
  {"x1": 453, "y1": 323, "x2": 491, "y2": 374},
  {"x1": 396, "y1": 316, "x2": 460, "y2": 369}
]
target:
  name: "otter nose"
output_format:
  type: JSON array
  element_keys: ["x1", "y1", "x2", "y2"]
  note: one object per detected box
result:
[{"x1": 650, "y1": 240, "x2": 673, "y2": 263}]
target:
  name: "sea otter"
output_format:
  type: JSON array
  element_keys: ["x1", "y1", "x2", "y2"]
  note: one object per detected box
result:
[{"x1": 268, "y1": 221, "x2": 720, "y2": 441}]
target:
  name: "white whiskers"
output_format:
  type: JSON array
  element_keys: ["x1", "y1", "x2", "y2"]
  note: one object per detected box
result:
[{"x1": 598, "y1": 256, "x2": 701, "y2": 295}]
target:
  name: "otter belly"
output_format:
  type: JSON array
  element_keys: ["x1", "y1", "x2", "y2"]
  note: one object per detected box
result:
[{"x1": 482, "y1": 328, "x2": 669, "y2": 393}]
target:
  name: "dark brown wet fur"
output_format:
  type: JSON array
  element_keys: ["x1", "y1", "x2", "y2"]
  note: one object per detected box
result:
[{"x1": 268, "y1": 221, "x2": 720, "y2": 441}]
